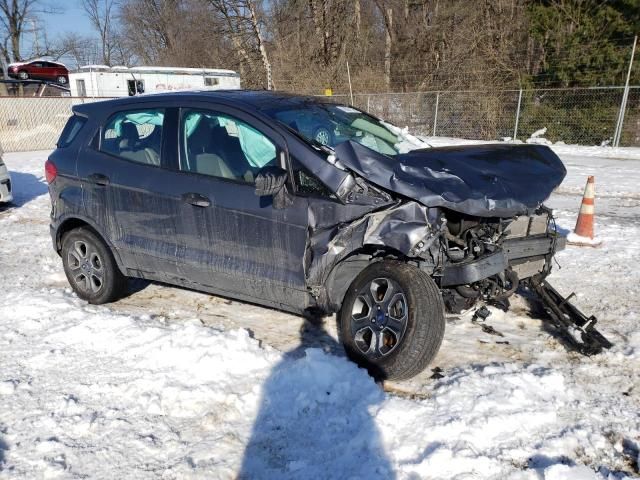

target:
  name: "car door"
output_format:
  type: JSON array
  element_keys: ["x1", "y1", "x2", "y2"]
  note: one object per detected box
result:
[
  {"x1": 173, "y1": 104, "x2": 310, "y2": 310},
  {"x1": 27, "y1": 62, "x2": 43, "y2": 80},
  {"x1": 45, "y1": 62, "x2": 63, "y2": 81},
  {"x1": 77, "y1": 105, "x2": 187, "y2": 281},
  {"x1": 41, "y1": 62, "x2": 56, "y2": 80}
]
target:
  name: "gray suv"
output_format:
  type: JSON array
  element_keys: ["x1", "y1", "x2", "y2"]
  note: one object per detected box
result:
[{"x1": 47, "y1": 91, "x2": 608, "y2": 380}]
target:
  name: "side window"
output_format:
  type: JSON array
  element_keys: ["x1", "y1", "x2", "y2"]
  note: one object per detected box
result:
[
  {"x1": 57, "y1": 115, "x2": 86, "y2": 148},
  {"x1": 290, "y1": 156, "x2": 334, "y2": 198},
  {"x1": 100, "y1": 109, "x2": 164, "y2": 166},
  {"x1": 181, "y1": 109, "x2": 277, "y2": 183}
]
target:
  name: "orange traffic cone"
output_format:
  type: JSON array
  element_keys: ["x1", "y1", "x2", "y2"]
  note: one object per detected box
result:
[{"x1": 567, "y1": 176, "x2": 602, "y2": 247}]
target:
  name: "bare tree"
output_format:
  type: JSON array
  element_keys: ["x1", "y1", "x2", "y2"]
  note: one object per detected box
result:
[
  {"x1": 57, "y1": 32, "x2": 100, "y2": 68},
  {"x1": 0, "y1": 0, "x2": 39, "y2": 64},
  {"x1": 206, "y1": 0, "x2": 274, "y2": 89},
  {"x1": 120, "y1": 0, "x2": 179, "y2": 64},
  {"x1": 81, "y1": 0, "x2": 119, "y2": 65},
  {"x1": 373, "y1": 0, "x2": 393, "y2": 90}
]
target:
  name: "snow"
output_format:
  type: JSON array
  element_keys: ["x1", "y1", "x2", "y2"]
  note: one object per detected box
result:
[
  {"x1": 567, "y1": 232, "x2": 603, "y2": 247},
  {"x1": 1, "y1": 147, "x2": 639, "y2": 479}
]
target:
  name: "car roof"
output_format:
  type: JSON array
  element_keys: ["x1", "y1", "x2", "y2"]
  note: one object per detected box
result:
[{"x1": 72, "y1": 90, "x2": 341, "y2": 117}]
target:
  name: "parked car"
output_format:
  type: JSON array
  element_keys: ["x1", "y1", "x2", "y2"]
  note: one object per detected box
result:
[
  {"x1": 0, "y1": 154, "x2": 13, "y2": 204},
  {"x1": 8, "y1": 59, "x2": 69, "y2": 84},
  {"x1": 46, "y1": 91, "x2": 576, "y2": 380}
]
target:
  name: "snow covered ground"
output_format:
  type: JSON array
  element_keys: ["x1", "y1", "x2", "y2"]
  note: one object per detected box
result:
[{"x1": 0, "y1": 146, "x2": 639, "y2": 479}]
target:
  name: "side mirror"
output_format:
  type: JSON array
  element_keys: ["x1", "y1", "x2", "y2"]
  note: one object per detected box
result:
[{"x1": 255, "y1": 166, "x2": 292, "y2": 209}]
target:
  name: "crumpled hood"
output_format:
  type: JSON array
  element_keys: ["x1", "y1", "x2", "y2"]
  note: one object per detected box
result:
[{"x1": 335, "y1": 141, "x2": 567, "y2": 217}]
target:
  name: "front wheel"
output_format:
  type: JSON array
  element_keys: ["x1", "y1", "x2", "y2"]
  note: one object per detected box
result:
[
  {"x1": 338, "y1": 260, "x2": 445, "y2": 380},
  {"x1": 312, "y1": 126, "x2": 333, "y2": 146},
  {"x1": 61, "y1": 227, "x2": 128, "y2": 304},
  {"x1": 18, "y1": 71, "x2": 28, "y2": 80}
]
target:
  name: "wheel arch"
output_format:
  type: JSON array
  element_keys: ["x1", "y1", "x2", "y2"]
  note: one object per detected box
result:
[
  {"x1": 324, "y1": 245, "x2": 412, "y2": 312},
  {"x1": 55, "y1": 217, "x2": 126, "y2": 275}
]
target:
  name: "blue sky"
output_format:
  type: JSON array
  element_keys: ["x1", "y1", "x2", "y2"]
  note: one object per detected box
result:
[
  {"x1": 22, "y1": 0, "x2": 95, "y2": 65},
  {"x1": 37, "y1": 0, "x2": 94, "y2": 45},
  {"x1": 44, "y1": 0, "x2": 93, "y2": 36}
]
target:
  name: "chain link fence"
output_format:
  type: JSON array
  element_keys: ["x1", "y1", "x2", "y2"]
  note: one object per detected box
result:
[
  {"x1": 0, "y1": 86, "x2": 638, "y2": 152},
  {"x1": 333, "y1": 86, "x2": 640, "y2": 147},
  {"x1": 0, "y1": 97, "x2": 110, "y2": 152}
]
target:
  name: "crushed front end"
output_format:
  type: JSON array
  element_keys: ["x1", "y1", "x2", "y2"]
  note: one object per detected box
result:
[
  {"x1": 423, "y1": 206, "x2": 612, "y2": 355},
  {"x1": 327, "y1": 141, "x2": 612, "y2": 355},
  {"x1": 436, "y1": 207, "x2": 563, "y2": 313}
]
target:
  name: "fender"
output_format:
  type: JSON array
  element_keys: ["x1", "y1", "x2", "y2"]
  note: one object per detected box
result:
[{"x1": 52, "y1": 213, "x2": 127, "y2": 276}]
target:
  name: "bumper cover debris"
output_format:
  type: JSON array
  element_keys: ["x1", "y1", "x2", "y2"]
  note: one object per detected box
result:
[{"x1": 529, "y1": 276, "x2": 613, "y2": 355}]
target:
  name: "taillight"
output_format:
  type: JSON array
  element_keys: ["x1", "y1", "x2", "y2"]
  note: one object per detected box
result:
[{"x1": 45, "y1": 159, "x2": 57, "y2": 183}]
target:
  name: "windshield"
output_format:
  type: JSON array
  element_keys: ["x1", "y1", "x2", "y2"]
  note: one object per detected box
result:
[{"x1": 264, "y1": 102, "x2": 404, "y2": 156}]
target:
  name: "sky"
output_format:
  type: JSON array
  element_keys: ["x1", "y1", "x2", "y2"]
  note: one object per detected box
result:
[
  {"x1": 23, "y1": 0, "x2": 93, "y2": 56},
  {"x1": 42, "y1": 0, "x2": 93, "y2": 38},
  {"x1": 21, "y1": 0, "x2": 95, "y2": 67}
]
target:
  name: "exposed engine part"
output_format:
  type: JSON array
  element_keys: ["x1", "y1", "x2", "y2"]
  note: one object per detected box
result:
[
  {"x1": 455, "y1": 284, "x2": 481, "y2": 299},
  {"x1": 491, "y1": 270, "x2": 519, "y2": 301},
  {"x1": 441, "y1": 289, "x2": 478, "y2": 314}
]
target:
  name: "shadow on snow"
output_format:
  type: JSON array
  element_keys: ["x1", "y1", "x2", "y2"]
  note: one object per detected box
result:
[{"x1": 238, "y1": 318, "x2": 395, "y2": 479}]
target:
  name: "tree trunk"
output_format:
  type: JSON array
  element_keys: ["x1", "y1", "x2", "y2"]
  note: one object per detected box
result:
[
  {"x1": 247, "y1": 0, "x2": 273, "y2": 89},
  {"x1": 354, "y1": 0, "x2": 360, "y2": 40},
  {"x1": 308, "y1": 0, "x2": 326, "y2": 64},
  {"x1": 384, "y1": 7, "x2": 393, "y2": 90}
]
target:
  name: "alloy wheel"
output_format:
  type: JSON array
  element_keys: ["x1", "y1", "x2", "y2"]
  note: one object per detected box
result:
[
  {"x1": 350, "y1": 277, "x2": 408, "y2": 358},
  {"x1": 314, "y1": 128, "x2": 331, "y2": 146},
  {"x1": 66, "y1": 240, "x2": 104, "y2": 293}
]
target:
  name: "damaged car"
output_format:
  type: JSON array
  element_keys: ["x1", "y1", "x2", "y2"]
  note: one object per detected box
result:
[{"x1": 46, "y1": 91, "x2": 611, "y2": 380}]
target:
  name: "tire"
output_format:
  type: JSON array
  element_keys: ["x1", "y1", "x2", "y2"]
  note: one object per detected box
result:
[
  {"x1": 312, "y1": 126, "x2": 333, "y2": 146},
  {"x1": 18, "y1": 71, "x2": 28, "y2": 80},
  {"x1": 61, "y1": 227, "x2": 128, "y2": 304},
  {"x1": 56, "y1": 75, "x2": 67, "y2": 84},
  {"x1": 338, "y1": 260, "x2": 445, "y2": 380}
]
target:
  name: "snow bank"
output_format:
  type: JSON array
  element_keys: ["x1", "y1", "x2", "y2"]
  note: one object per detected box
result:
[
  {"x1": 1, "y1": 288, "x2": 637, "y2": 479},
  {"x1": 566, "y1": 232, "x2": 603, "y2": 247},
  {"x1": 1, "y1": 151, "x2": 639, "y2": 479}
]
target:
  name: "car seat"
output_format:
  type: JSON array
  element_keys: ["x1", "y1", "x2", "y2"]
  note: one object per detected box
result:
[{"x1": 119, "y1": 122, "x2": 160, "y2": 166}]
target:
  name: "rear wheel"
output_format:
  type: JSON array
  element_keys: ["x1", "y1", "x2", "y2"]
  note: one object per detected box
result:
[
  {"x1": 56, "y1": 75, "x2": 67, "y2": 84},
  {"x1": 338, "y1": 260, "x2": 445, "y2": 380},
  {"x1": 61, "y1": 227, "x2": 128, "y2": 304}
]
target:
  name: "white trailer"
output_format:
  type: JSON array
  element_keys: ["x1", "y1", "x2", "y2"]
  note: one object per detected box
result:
[{"x1": 69, "y1": 65, "x2": 241, "y2": 97}]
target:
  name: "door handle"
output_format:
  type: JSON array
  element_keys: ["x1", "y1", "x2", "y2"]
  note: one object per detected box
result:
[
  {"x1": 182, "y1": 192, "x2": 211, "y2": 208},
  {"x1": 87, "y1": 173, "x2": 110, "y2": 186}
]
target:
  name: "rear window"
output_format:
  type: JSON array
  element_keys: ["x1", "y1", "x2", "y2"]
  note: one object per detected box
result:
[{"x1": 57, "y1": 115, "x2": 87, "y2": 148}]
